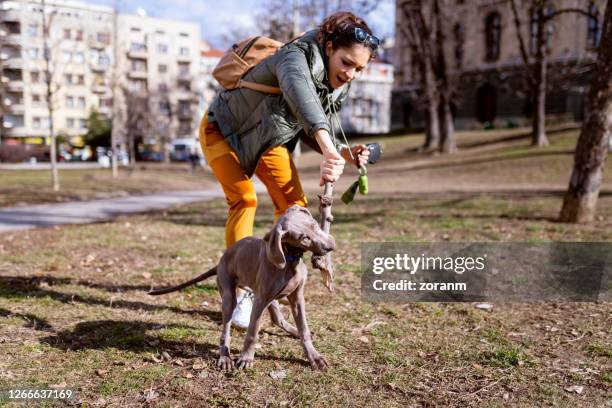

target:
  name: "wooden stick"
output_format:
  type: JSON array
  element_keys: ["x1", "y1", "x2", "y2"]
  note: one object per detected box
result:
[{"x1": 312, "y1": 182, "x2": 334, "y2": 291}]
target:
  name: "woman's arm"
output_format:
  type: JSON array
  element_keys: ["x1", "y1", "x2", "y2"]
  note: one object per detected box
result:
[{"x1": 314, "y1": 129, "x2": 345, "y2": 186}]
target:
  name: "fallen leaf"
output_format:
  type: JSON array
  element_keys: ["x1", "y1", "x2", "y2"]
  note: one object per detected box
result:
[
  {"x1": 181, "y1": 370, "x2": 194, "y2": 379},
  {"x1": 174, "y1": 359, "x2": 185, "y2": 367},
  {"x1": 95, "y1": 369, "x2": 108, "y2": 377},
  {"x1": 192, "y1": 362, "x2": 206, "y2": 370},
  {"x1": 358, "y1": 335, "x2": 370, "y2": 343},
  {"x1": 565, "y1": 385, "x2": 584, "y2": 394},
  {"x1": 142, "y1": 272, "x2": 152, "y2": 279},
  {"x1": 139, "y1": 388, "x2": 159, "y2": 403},
  {"x1": 197, "y1": 371, "x2": 209, "y2": 379},
  {"x1": 150, "y1": 354, "x2": 162, "y2": 363},
  {"x1": 269, "y1": 370, "x2": 287, "y2": 380},
  {"x1": 161, "y1": 351, "x2": 172, "y2": 361},
  {"x1": 475, "y1": 303, "x2": 493, "y2": 310}
]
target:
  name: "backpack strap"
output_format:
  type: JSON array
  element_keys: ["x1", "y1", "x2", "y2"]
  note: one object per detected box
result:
[{"x1": 238, "y1": 79, "x2": 282, "y2": 94}]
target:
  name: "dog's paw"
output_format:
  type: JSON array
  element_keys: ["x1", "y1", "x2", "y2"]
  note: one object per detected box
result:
[
  {"x1": 217, "y1": 355, "x2": 234, "y2": 371},
  {"x1": 308, "y1": 353, "x2": 328, "y2": 371},
  {"x1": 235, "y1": 355, "x2": 254, "y2": 370}
]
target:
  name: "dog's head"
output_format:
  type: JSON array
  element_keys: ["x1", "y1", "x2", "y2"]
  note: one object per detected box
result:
[{"x1": 264, "y1": 205, "x2": 335, "y2": 269}]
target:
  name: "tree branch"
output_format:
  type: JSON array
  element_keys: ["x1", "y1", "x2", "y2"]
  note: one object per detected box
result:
[{"x1": 510, "y1": 0, "x2": 536, "y2": 87}]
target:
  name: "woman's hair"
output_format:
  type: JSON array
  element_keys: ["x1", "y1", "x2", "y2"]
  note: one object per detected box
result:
[{"x1": 317, "y1": 11, "x2": 377, "y2": 59}]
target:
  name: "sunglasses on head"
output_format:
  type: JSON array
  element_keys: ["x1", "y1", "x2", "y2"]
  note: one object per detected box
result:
[{"x1": 354, "y1": 27, "x2": 380, "y2": 50}]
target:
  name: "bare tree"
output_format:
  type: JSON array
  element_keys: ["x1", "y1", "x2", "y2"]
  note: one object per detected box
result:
[
  {"x1": 559, "y1": 0, "x2": 612, "y2": 223},
  {"x1": 510, "y1": 0, "x2": 596, "y2": 147},
  {"x1": 399, "y1": 0, "x2": 456, "y2": 153},
  {"x1": 40, "y1": 0, "x2": 60, "y2": 191}
]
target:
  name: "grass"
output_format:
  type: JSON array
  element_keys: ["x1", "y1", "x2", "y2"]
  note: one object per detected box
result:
[{"x1": 0, "y1": 127, "x2": 611, "y2": 406}]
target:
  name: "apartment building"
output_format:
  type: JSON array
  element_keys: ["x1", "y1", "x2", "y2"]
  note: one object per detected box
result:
[
  {"x1": 0, "y1": 0, "x2": 202, "y2": 154},
  {"x1": 115, "y1": 13, "x2": 200, "y2": 152},
  {"x1": 392, "y1": 0, "x2": 608, "y2": 130},
  {"x1": 0, "y1": 0, "x2": 114, "y2": 145},
  {"x1": 197, "y1": 39, "x2": 222, "y2": 122},
  {"x1": 339, "y1": 60, "x2": 394, "y2": 135}
]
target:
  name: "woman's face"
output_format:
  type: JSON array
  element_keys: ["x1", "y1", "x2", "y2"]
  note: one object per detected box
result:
[{"x1": 325, "y1": 42, "x2": 371, "y2": 89}]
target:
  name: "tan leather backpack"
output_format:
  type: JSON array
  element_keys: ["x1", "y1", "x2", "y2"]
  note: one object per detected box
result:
[{"x1": 212, "y1": 36, "x2": 283, "y2": 94}]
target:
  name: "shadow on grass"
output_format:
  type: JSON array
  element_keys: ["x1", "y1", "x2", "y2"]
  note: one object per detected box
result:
[
  {"x1": 0, "y1": 307, "x2": 54, "y2": 331},
  {"x1": 40, "y1": 320, "x2": 217, "y2": 357},
  {"x1": 0, "y1": 275, "x2": 222, "y2": 322},
  {"x1": 41, "y1": 319, "x2": 311, "y2": 367}
]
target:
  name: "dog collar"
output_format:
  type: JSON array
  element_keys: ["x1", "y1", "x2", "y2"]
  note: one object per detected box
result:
[{"x1": 284, "y1": 253, "x2": 303, "y2": 263}]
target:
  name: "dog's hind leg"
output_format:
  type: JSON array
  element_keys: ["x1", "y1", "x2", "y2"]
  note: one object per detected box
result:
[
  {"x1": 236, "y1": 296, "x2": 269, "y2": 369},
  {"x1": 288, "y1": 285, "x2": 328, "y2": 371},
  {"x1": 217, "y1": 268, "x2": 236, "y2": 371},
  {"x1": 268, "y1": 301, "x2": 299, "y2": 338}
]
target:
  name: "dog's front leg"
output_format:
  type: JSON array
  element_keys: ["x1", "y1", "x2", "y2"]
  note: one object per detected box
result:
[
  {"x1": 268, "y1": 301, "x2": 300, "y2": 338},
  {"x1": 217, "y1": 277, "x2": 236, "y2": 371},
  {"x1": 288, "y1": 286, "x2": 328, "y2": 370},
  {"x1": 236, "y1": 296, "x2": 268, "y2": 369}
]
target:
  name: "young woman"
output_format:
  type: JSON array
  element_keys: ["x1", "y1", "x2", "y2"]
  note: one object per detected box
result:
[{"x1": 199, "y1": 11, "x2": 379, "y2": 327}]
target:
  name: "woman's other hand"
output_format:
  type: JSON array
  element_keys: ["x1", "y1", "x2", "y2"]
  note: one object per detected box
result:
[{"x1": 342, "y1": 144, "x2": 369, "y2": 168}]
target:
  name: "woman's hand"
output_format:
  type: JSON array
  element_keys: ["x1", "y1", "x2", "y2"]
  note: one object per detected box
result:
[
  {"x1": 314, "y1": 129, "x2": 345, "y2": 186},
  {"x1": 320, "y1": 150, "x2": 345, "y2": 186},
  {"x1": 342, "y1": 145, "x2": 370, "y2": 168}
]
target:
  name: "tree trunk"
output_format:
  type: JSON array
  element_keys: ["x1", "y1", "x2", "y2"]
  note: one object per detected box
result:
[
  {"x1": 532, "y1": 7, "x2": 549, "y2": 147},
  {"x1": 440, "y1": 96, "x2": 457, "y2": 153},
  {"x1": 559, "y1": 1, "x2": 612, "y2": 223},
  {"x1": 423, "y1": 59, "x2": 440, "y2": 151}
]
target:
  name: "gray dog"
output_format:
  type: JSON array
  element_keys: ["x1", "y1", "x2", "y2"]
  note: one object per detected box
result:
[{"x1": 149, "y1": 205, "x2": 335, "y2": 371}]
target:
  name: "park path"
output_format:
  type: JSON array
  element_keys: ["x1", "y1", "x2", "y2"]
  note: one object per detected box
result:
[{"x1": 0, "y1": 189, "x2": 225, "y2": 233}]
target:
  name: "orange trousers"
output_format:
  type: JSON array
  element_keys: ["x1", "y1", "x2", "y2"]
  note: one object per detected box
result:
[{"x1": 199, "y1": 114, "x2": 307, "y2": 247}]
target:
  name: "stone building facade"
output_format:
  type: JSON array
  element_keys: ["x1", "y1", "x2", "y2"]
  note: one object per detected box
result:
[{"x1": 392, "y1": 0, "x2": 608, "y2": 130}]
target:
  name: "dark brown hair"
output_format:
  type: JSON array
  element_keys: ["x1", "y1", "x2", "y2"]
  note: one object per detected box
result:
[{"x1": 317, "y1": 11, "x2": 377, "y2": 59}]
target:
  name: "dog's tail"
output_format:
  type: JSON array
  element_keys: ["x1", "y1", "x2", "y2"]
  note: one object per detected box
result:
[{"x1": 148, "y1": 266, "x2": 217, "y2": 295}]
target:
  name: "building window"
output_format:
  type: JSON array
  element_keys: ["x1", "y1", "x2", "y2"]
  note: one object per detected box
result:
[
  {"x1": 130, "y1": 27, "x2": 141, "y2": 32},
  {"x1": 66, "y1": 96, "x2": 75, "y2": 108},
  {"x1": 157, "y1": 43, "x2": 168, "y2": 54},
  {"x1": 32, "y1": 94, "x2": 41, "y2": 103},
  {"x1": 179, "y1": 47, "x2": 190, "y2": 57},
  {"x1": 78, "y1": 97, "x2": 86, "y2": 108},
  {"x1": 62, "y1": 50, "x2": 72, "y2": 63},
  {"x1": 130, "y1": 42, "x2": 146, "y2": 52},
  {"x1": 64, "y1": 29, "x2": 71, "y2": 39},
  {"x1": 64, "y1": 74, "x2": 73, "y2": 85},
  {"x1": 97, "y1": 32, "x2": 110, "y2": 44},
  {"x1": 179, "y1": 32, "x2": 189, "y2": 37},
  {"x1": 77, "y1": 74, "x2": 85, "y2": 85},
  {"x1": 31, "y1": 72, "x2": 40, "y2": 82},
  {"x1": 587, "y1": 2, "x2": 600, "y2": 49},
  {"x1": 158, "y1": 64, "x2": 167, "y2": 73},
  {"x1": 27, "y1": 24, "x2": 38, "y2": 36},
  {"x1": 158, "y1": 83, "x2": 168, "y2": 93},
  {"x1": 67, "y1": 118, "x2": 75, "y2": 128},
  {"x1": 178, "y1": 62, "x2": 190, "y2": 75},
  {"x1": 454, "y1": 23, "x2": 465, "y2": 68},
  {"x1": 97, "y1": 53, "x2": 111, "y2": 66},
  {"x1": 131, "y1": 59, "x2": 147, "y2": 72},
  {"x1": 79, "y1": 118, "x2": 87, "y2": 129},
  {"x1": 28, "y1": 48, "x2": 39, "y2": 59},
  {"x1": 33, "y1": 117, "x2": 41, "y2": 129},
  {"x1": 484, "y1": 12, "x2": 501, "y2": 61},
  {"x1": 159, "y1": 100, "x2": 171, "y2": 115},
  {"x1": 74, "y1": 51, "x2": 85, "y2": 64},
  {"x1": 530, "y1": 4, "x2": 555, "y2": 54},
  {"x1": 75, "y1": 30, "x2": 83, "y2": 41}
]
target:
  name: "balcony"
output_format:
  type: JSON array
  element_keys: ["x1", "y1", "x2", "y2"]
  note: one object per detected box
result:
[
  {"x1": 88, "y1": 39, "x2": 107, "y2": 50},
  {"x1": 6, "y1": 81, "x2": 24, "y2": 92},
  {"x1": 177, "y1": 72, "x2": 192, "y2": 81},
  {"x1": 177, "y1": 54, "x2": 191, "y2": 63},
  {"x1": 90, "y1": 63, "x2": 109, "y2": 72},
  {"x1": 4, "y1": 33, "x2": 22, "y2": 46},
  {"x1": 5, "y1": 102, "x2": 25, "y2": 114},
  {"x1": 127, "y1": 50, "x2": 148, "y2": 60},
  {"x1": 4, "y1": 57, "x2": 23, "y2": 69},
  {"x1": 128, "y1": 70, "x2": 147, "y2": 80},
  {"x1": 92, "y1": 83, "x2": 110, "y2": 94},
  {"x1": 0, "y1": 10, "x2": 21, "y2": 23}
]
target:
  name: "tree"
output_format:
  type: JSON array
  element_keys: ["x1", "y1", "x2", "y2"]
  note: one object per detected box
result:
[
  {"x1": 84, "y1": 111, "x2": 111, "y2": 150},
  {"x1": 399, "y1": 0, "x2": 457, "y2": 153},
  {"x1": 510, "y1": 0, "x2": 597, "y2": 147},
  {"x1": 41, "y1": 0, "x2": 60, "y2": 191},
  {"x1": 559, "y1": 0, "x2": 612, "y2": 223}
]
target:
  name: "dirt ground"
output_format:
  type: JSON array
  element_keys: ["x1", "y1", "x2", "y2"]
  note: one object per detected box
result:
[{"x1": 0, "y1": 128, "x2": 610, "y2": 407}]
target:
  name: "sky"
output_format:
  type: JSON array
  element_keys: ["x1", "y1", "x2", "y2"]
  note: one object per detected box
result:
[{"x1": 84, "y1": 0, "x2": 395, "y2": 49}]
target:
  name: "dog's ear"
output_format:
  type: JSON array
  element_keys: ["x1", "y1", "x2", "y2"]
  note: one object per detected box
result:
[
  {"x1": 288, "y1": 204, "x2": 312, "y2": 218},
  {"x1": 265, "y1": 222, "x2": 286, "y2": 269}
]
